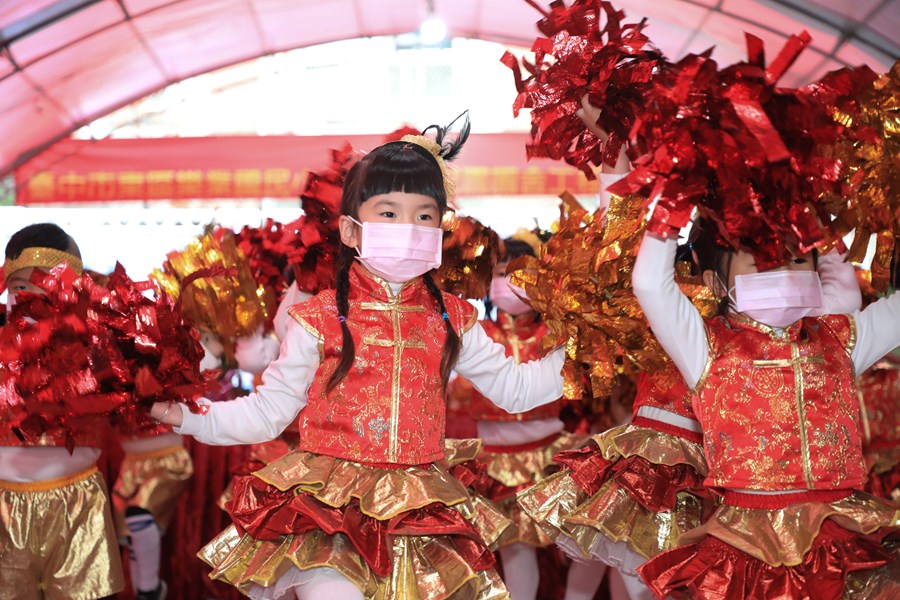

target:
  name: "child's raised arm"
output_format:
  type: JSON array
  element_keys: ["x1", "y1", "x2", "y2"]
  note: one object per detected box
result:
[
  {"x1": 153, "y1": 318, "x2": 319, "y2": 445},
  {"x1": 851, "y1": 291, "x2": 900, "y2": 374},
  {"x1": 454, "y1": 325, "x2": 565, "y2": 414},
  {"x1": 632, "y1": 232, "x2": 709, "y2": 389}
]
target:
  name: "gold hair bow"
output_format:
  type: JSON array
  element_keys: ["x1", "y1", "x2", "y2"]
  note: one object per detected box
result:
[{"x1": 401, "y1": 134, "x2": 457, "y2": 204}]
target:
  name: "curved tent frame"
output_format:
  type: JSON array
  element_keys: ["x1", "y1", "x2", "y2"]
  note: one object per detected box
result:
[{"x1": 0, "y1": 0, "x2": 896, "y2": 177}]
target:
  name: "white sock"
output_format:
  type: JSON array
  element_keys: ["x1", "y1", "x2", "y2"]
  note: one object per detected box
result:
[
  {"x1": 127, "y1": 545, "x2": 139, "y2": 593},
  {"x1": 564, "y1": 560, "x2": 607, "y2": 600},
  {"x1": 498, "y1": 543, "x2": 540, "y2": 600},
  {"x1": 125, "y1": 511, "x2": 161, "y2": 593},
  {"x1": 619, "y1": 569, "x2": 655, "y2": 600},
  {"x1": 296, "y1": 568, "x2": 364, "y2": 600}
]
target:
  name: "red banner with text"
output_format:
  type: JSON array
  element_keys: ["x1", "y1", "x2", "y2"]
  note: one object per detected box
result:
[{"x1": 14, "y1": 134, "x2": 598, "y2": 204}]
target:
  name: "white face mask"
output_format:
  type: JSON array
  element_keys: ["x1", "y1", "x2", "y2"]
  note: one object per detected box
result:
[
  {"x1": 348, "y1": 217, "x2": 443, "y2": 283},
  {"x1": 199, "y1": 340, "x2": 223, "y2": 372}
]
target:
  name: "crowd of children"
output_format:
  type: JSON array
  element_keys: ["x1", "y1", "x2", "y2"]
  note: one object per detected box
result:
[{"x1": 2, "y1": 6, "x2": 899, "y2": 600}]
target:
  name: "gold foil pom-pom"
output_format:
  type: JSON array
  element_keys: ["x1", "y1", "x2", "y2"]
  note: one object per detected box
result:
[
  {"x1": 822, "y1": 60, "x2": 899, "y2": 292},
  {"x1": 150, "y1": 227, "x2": 271, "y2": 362},
  {"x1": 435, "y1": 213, "x2": 502, "y2": 299},
  {"x1": 509, "y1": 191, "x2": 715, "y2": 402}
]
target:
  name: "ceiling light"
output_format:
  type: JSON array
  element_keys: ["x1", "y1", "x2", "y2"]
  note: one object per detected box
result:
[{"x1": 419, "y1": 16, "x2": 447, "y2": 45}]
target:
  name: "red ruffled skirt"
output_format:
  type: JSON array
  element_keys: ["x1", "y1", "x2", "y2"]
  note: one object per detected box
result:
[
  {"x1": 865, "y1": 447, "x2": 900, "y2": 502},
  {"x1": 466, "y1": 431, "x2": 588, "y2": 548},
  {"x1": 517, "y1": 424, "x2": 713, "y2": 573},
  {"x1": 199, "y1": 440, "x2": 511, "y2": 599},
  {"x1": 638, "y1": 490, "x2": 900, "y2": 600},
  {"x1": 218, "y1": 434, "x2": 300, "y2": 511}
]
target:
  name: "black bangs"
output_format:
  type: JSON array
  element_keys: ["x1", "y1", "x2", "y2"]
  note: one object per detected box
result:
[
  {"x1": 502, "y1": 239, "x2": 535, "y2": 262},
  {"x1": 5, "y1": 223, "x2": 78, "y2": 260},
  {"x1": 359, "y1": 143, "x2": 446, "y2": 209}
]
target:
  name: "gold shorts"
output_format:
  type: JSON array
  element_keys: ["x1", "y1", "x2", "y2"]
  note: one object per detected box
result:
[
  {"x1": 112, "y1": 444, "x2": 193, "y2": 535},
  {"x1": 0, "y1": 467, "x2": 125, "y2": 600}
]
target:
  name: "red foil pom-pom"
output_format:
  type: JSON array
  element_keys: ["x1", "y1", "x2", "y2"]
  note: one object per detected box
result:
[
  {"x1": 0, "y1": 264, "x2": 215, "y2": 446},
  {"x1": 603, "y1": 31, "x2": 868, "y2": 269},
  {"x1": 503, "y1": 0, "x2": 664, "y2": 177}
]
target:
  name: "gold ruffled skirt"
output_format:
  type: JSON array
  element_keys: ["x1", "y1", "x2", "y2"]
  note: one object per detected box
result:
[
  {"x1": 517, "y1": 424, "x2": 712, "y2": 572},
  {"x1": 639, "y1": 491, "x2": 900, "y2": 600},
  {"x1": 199, "y1": 440, "x2": 512, "y2": 599},
  {"x1": 678, "y1": 491, "x2": 900, "y2": 566},
  {"x1": 478, "y1": 431, "x2": 587, "y2": 547},
  {"x1": 219, "y1": 435, "x2": 300, "y2": 511}
]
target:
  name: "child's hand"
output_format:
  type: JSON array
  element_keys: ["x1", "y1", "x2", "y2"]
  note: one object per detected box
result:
[
  {"x1": 576, "y1": 94, "x2": 630, "y2": 174},
  {"x1": 576, "y1": 94, "x2": 608, "y2": 143},
  {"x1": 150, "y1": 401, "x2": 184, "y2": 427}
]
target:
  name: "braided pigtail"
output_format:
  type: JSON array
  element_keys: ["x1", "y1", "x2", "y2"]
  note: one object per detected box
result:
[
  {"x1": 325, "y1": 247, "x2": 356, "y2": 393},
  {"x1": 421, "y1": 272, "x2": 461, "y2": 389}
]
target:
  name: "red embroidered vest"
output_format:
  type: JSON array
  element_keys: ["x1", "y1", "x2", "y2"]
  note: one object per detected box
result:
[
  {"x1": 695, "y1": 313, "x2": 865, "y2": 491},
  {"x1": 289, "y1": 264, "x2": 476, "y2": 465},
  {"x1": 633, "y1": 361, "x2": 696, "y2": 420},
  {"x1": 857, "y1": 362, "x2": 900, "y2": 452},
  {"x1": 467, "y1": 312, "x2": 561, "y2": 422},
  {"x1": 631, "y1": 360, "x2": 700, "y2": 442}
]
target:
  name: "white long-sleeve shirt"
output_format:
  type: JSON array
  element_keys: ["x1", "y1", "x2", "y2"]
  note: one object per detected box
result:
[
  {"x1": 273, "y1": 282, "x2": 313, "y2": 342},
  {"x1": 177, "y1": 315, "x2": 565, "y2": 446},
  {"x1": 633, "y1": 233, "x2": 900, "y2": 389}
]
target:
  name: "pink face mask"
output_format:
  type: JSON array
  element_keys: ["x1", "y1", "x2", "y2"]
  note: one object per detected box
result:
[
  {"x1": 732, "y1": 270, "x2": 823, "y2": 328},
  {"x1": 350, "y1": 218, "x2": 443, "y2": 283},
  {"x1": 489, "y1": 276, "x2": 533, "y2": 316},
  {"x1": 199, "y1": 340, "x2": 223, "y2": 372}
]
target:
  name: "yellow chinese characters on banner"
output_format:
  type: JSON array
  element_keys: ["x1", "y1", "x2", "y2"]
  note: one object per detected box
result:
[
  {"x1": 14, "y1": 134, "x2": 599, "y2": 204},
  {"x1": 455, "y1": 166, "x2": 597, "y2": 196},
  {"x1": 21, "y1": 168, "x2": 300, "y2": 203},
  {"x1": 20, "y1": 166, "x2": 596, "y2": 203}
]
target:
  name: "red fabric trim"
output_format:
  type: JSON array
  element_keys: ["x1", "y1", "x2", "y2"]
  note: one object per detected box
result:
[
  {"x1": 612, "y1": 454, "x2": 711, "y2": 511},
  {"x1": 866, "y1": 440, "x2": 900, "y2": 451},
  {"x1": 639, "y1": 519, "x2": 896, "y2": 600},
  {"x1": 448, "y1": 458, "x2": 493, "y2": 496},
  {"x1": 865, "y1": 464, "x2": 900, "y2": 501},
  {"x1": 227, "y1": 475, "x2": 496, "y2": 578},
  {"x1": 449, "y1": 456, "x2": 532, "y2": 502},
  {"x1": 723, "y1": 489, "x2": 852, "y2": 509},
  {"x1": 482, "y1": 433, "x2": 561, "y2": 454},
  {"x1": 553, "y1": 443, "x2": 709, "y2": 510},
  {"x1": 553, "y1": 444, "x2": 614, "y2": 495},
  {"x1": 631, "y1": 415, "x2": 704, "y2": 445}
]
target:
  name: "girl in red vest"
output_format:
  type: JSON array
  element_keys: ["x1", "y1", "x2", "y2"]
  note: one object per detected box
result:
[
  {"x1": 632, "y1": 214, "x2": 900, "y2": 599},
  {"x1": 522, "y1": 169, "x2": 865, "y2": 600},
  {"x1": 447, "y1": 233, "x2": 606, "y2": 600},
  {"x1": 151, "y1": 116, "x2": 566, "y2": 600},
  {"x1": 517, "y1": 103, "x2": 714, "y2": 600}
]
